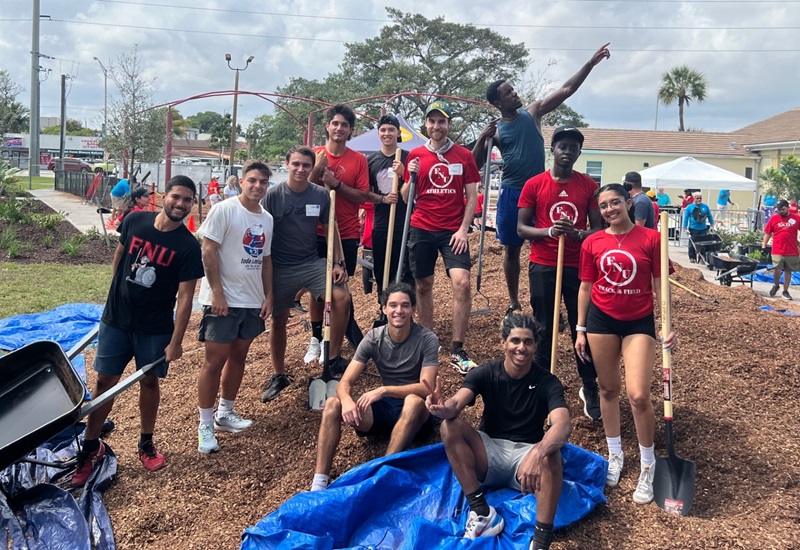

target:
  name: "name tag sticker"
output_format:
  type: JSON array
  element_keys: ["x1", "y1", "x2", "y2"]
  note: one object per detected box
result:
[
  {"x1": 306, "y1": 204, "x2": 321, "y2": 217},
  {"x1": 450, "y1": 163, "x2": 463, "y2": 175}
]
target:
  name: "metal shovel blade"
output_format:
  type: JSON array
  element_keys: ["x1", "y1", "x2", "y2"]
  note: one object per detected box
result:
[
  {"x1": 308, "y1": 378, "x2": 327, "y2": 411},
  {"x1": 654, "y1": 454, "x2": 696, "y2": 516}
]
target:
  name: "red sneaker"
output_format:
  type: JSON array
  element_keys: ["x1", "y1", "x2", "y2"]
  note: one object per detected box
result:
[
  {"x1": 138, "y1": 443, "x2": 166, "y2": 472},
  {"x1": 71, "y1": 441, "x2": 107, "y2": 487}
]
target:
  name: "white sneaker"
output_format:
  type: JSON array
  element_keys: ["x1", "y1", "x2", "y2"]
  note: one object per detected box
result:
[
  {"x1": 197, "y1": 423, "x2": 220, "y2": 454},
  {"x1": 607, "y1": 451, "x2": 624, "y2": 487},
  {"x1": 214, "y1": 410, "x2": 253, "y2": 432},
  {"x1": 304, "y1": 337, "x2": 321, "y2": 364},
  {"x1": 633, "y1": 463, "x2": 655, "y2": 504},
  {"x1": 463, "y1": 505, "x2": 505, "y2": 539}
]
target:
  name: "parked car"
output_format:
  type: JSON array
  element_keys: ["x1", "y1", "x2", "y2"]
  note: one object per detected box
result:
[
  {"x1": 91, "y1": 159, "x2": 117, "y2": 174},
  {"x1": 47, "y1": 158, "x2": 92, "y2": 173}
]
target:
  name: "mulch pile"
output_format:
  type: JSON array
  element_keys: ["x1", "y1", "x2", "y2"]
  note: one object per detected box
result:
[{"x1": 68, "y1": 232, "x2": 800, "y2": 549}]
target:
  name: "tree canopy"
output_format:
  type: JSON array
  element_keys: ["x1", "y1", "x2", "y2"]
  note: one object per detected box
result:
[
  {"x1": 186, "y1": 111, "x2": 225, "y2": 133},
  {"x1": 0, "y1": 70, "x2": 29, "y2": 138},
  {"x1": 658, "y1": 65, "x2": 708, "y2": 132},
  {"x1": 42, "y1": 119, "x2": 100, "y2": 136},
  {"x1": 761, "y1": 155, "x2": 800, "y2": 203}
]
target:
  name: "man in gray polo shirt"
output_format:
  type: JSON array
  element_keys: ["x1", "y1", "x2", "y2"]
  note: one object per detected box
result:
[
  {"x1": 259, "y1": 145, "x2": 351, "y2": 402},
  {"x1": 309, "y1": 282, "x2": 439, "y2": 491}
]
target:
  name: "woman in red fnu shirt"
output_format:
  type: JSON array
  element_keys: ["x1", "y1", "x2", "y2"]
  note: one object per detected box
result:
[{"x1": 574, "y1": 183, "x2": 676, "y2": 507}]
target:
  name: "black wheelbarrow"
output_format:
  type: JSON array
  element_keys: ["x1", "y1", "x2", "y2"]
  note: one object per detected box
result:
[
  {"x1": 690, "y1": 233, "x2": 723, "y2": 268},
  {"x1": 0, "y1": 328, "x2": 164, "y2": 472},
  {"x1": 710, "y1": 253, "x2": 759, "y2": 288}
]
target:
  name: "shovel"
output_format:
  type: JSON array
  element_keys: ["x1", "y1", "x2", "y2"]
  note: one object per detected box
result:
[
  {"x1": 549, "y1": 234, "x2": 565, "y2": 376},
  {"x1": 395, "y1": 173, "x2": 417, "y2": 284},
  {"x1": 471, "y1": 137, "x2": 494, "y2": 316},
  {"x1": 309, "y1": 190, "x2": 337, "y2": 411},
  {"x1": 373, "y1": 149, "x2": 402, "y2": 328},
  {"x1": 654, "y1": 210, "x2": 696, "y2": 516}
]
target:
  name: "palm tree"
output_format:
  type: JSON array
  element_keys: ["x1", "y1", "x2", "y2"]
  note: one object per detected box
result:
[{"x1": 658, "y1": 65, "x2": 708, "y2": 132}]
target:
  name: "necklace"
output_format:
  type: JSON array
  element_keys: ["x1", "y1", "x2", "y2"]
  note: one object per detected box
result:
[{"x1": 608, "y1": 226, "x2": 634, "y2": 249}]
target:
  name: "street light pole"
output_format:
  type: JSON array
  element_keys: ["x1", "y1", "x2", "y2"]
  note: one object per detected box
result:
[
  {"x1": 225, "y1": 53, "x2": 253, "y2": 176},
  {"x1": 93, "y1": 57, "x2": 108, "y2": 140}
]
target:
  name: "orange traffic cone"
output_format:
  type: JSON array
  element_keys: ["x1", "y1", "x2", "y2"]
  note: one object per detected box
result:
[{"x1": 186, "y1": 215, "x2": 197, "y2": 233}]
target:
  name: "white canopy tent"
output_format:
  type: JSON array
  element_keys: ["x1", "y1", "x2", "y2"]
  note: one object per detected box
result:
[{"x1": 639, "y1": 156, "x2": 757, "y2": 192}]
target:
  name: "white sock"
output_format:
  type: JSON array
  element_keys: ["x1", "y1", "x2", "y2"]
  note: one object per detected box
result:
[
  {"x1": 639, "y1": 444, "x2": 655, "y2": 467},
  {"x1": 199, "y1": 407, "x2": 214, "y2": 425},
  {"x1": 607, "y1": 436, "x2": 622, "y2": 456},
  {"x1": 310, "y1": 473, "x2": 330, "y2": 492},
  {"x1": 218, "y1": 398, "x2": 235, "y2": 416}
]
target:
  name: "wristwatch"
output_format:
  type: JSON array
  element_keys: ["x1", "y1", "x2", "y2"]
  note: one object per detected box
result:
[{"x1": 333, "y1": 260, "x2": 344, "y2": 268}]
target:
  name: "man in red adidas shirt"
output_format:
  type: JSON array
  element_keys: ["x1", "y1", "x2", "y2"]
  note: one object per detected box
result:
[
  {"x1": 403, "y1": 101, "x2": 481, "y2": 375},
  {"x1": 306, "y1": 104, "x2": 370, "y2": 373},
  {"x1": 762, "y1": 199, "x2": 800, "y2": 300},
  {"x1": 517, "y1": 126, "x2": 603, "y2": 421}
]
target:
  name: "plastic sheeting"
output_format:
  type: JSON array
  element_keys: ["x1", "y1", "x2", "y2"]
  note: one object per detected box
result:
[
  {"x1": 744, "y1": 266, "x2": 800, "y2": 286},
  {"x1": 241, "y1": 443, "x2": 607, "y2": 550},
  {"x1": 0, "y1": 439, "x2": 118, "y2": 550},
  {"x1": 759, "y1": 305, "x2": 800, "y2": 316},
  {"x1": 0, "y1": 303, "x2": 103, "y2": 352}
]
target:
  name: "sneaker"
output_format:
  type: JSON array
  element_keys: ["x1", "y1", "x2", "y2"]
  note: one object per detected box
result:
[
  {"x1": 463, "y1": 505, "x2": 505, "y2": 539},
  {"x1": 71, "y1": 441, "x2": 107, "y2": 487},
  {"x1": 197, "y1": 423, "x2": 220, "y2": 454},
  {"x1": 578, "y1": 384, "x2": 602, "y2": 421},
  {"x1": 327, "y1": 356, "x2": 349, "y2": 378},
  {"x1": 451, "y1": 348, "x2": 477, "y2": 375},
  {"x1": 214, "y1": 410, "x2": 253, "y2": 433},
  {"x1": 261, "y1": 373, "x2": 291, "y2": 403},
  {"x1": 304, "y1": 337, "x2": 321, "y2": 364},
  {"x1": 293, "y1": 300, "x2": 308, "y2": 314},
  {"x1": 633, "y1": 464, "x2": 656, "y2": 504},
  {"x1": 769, "y1": 284, "x2": 780, "y2": 297},
  {"x1": 503, "y1": 304, "x2": 523, "y2": 320},
  {"x1": 558, "y1": 311, "x2": 568, "y2": 333},
  {"x1": 783, "y1": 290, "x2": 793, "y2": 300},
  {"x1": 606, "y1": 451, "x2": 624, "y2": 487},
  {"x1": 138, "y1": 442, "x2": 166, "y2": 471}
]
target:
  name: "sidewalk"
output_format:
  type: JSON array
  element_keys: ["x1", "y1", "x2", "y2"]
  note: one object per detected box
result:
[{"x1": 28, "y1": 188, "x2": 116, "y2": 236}]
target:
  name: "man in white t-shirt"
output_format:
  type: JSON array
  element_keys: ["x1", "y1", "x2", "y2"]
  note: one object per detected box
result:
[{"x1": 196, "y1": 159, "x2": 274, "y2": 454}]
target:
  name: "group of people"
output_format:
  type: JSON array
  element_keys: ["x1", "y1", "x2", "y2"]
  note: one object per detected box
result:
[{"x1": 70, "y1": 41, "x2": 693, "y2": 549}]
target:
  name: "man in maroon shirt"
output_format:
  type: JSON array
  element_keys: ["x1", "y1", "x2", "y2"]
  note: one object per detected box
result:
[
  {"x1": 517, "y1": 127, "x2": 603, "y2": 421},
  {"x1": 763, "y1": 199, "x2": 800, "y2": 300}
]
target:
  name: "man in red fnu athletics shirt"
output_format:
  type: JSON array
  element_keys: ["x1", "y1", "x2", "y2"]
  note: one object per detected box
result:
[
  {"x1": 516, "y1": 126, "x2": 603, "y2": 421},
  {"x1": 763, "y1": 198, "x2": 800, "y2": 300},
  {"x1": 404, "y1": 101, "x2": 480, "y2": 375},
  {"x1": 306, "y1": 104, "x2": 370, "y2": 373}
]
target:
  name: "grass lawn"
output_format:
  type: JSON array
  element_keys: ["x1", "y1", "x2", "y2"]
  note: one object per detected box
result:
[
  {"x1": 25, "y1": 176, "x2": 56, "y2": 190},
  {"x1": 0, "y1": 262, "x2": 110, "y2": 318}
]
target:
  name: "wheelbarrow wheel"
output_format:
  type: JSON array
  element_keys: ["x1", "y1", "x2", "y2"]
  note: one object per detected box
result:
[{"x1": 720, "y1": 273, "x2": 732, "y2": 286}]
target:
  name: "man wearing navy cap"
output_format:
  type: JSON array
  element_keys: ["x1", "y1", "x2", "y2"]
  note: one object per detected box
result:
[{"x1": 517, "y1": 126, "x2": 603, "y2": 421}]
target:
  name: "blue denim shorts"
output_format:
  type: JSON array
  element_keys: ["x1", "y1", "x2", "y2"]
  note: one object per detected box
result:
[{"x1": 94, "y1": 321, "x2": 170, "y2": 378}]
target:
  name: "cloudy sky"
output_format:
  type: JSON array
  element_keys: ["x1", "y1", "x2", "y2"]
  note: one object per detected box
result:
[{"x1": 1, "y1": 0, "x2": 797, "y2": 135}]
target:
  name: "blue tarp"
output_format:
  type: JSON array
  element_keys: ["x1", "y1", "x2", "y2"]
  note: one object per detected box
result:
[
  {"x1": 241, "y1": 443, "x2": 607, "y2": 550},
  {"x1": 0, "y1": 303, "x2": 103, "y2": 352},
  {"x1": 759, "y1": 305, "x2": 800, "y2": 316},
  {"x1": 743, "y1": 266, "x2": 800, "y2": 285}
]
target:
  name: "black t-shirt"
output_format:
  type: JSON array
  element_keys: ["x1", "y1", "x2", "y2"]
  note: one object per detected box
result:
[
  {"x1": 367, "y1": 149, "x2": 409, "y2": 234},
  {"x1": 462, "y1": 359, "x2": 567, "y2": 444},
  {"x1": 102, "y1": 211, "x2": 204, "y2": 334}
]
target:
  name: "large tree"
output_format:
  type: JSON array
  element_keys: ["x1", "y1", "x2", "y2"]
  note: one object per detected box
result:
[
  {"x1": 101, "y1": 45, "x2": 165, "y2": 173},
  {"x1": 42, "y1": 119, "x2": 100, "y2": 136},
  {"x1": 658, "y1": 65, "x2": 707, "y2": 132},
  {"x1": 186, "y1": 111, "x2": 225, "y2": 133},
  {"x1": 246, "y1": 113, "x2": 297, "y2": 162},
  {"x1": 0, "y1": 70, "x2": 29, "y2": 138},
  {"x1": 761, "y1": 155, "x2": 800, "y2": 203}
]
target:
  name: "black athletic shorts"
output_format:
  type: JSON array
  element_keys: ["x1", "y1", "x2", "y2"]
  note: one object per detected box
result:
[
  {"x1": 355, "y1": 396, "x2": 434, "y2": 437},
  {"x1": 407, "y1": 227, "x2": 471, "y2": 279},
  {"x1": 587, "y1": 301, "x2": 656, "y2": 339},
  {"x1": 316, "y1": 236, "x2": 359, "y2": 277}
]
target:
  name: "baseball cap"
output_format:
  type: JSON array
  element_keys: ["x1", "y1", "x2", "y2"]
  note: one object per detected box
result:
[
  {"x1": 131, "y1": 187, "x2": 152, "y2": 200},
  {"x1": 424, "y1": 101, "x2": 451, "y2": 119},
  {"x1": 551, "y1": 126, "x2": 584, "y2": 147},
  {"x1": 377, "y1": 114, "x2": 402, "y2": 142},
  {"x1": 646, "y1": 190, "x2": 656, "y2": 198}
]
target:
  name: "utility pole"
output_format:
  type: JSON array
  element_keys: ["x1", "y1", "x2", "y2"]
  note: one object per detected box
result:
[
  {"x1": 59, "y1": 74, "x2": 67, "y2": 171},
  {"x1": 224, "y1": 54, "x2": 254, "y2": 177},
  {"x1": 29, "y1": 0, "x2": 41, "y2": 182}
]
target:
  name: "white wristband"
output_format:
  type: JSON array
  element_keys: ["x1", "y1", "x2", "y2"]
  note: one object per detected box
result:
[
  {"x1": 548, "y1": 226, "x2": 555, "y2": 238},
  {"x1": 576, "y1": 325, "x2": 587, "y2": 332}
]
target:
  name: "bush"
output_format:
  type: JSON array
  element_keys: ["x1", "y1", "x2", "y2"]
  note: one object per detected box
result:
[
  {"x1": 0, "y1": 198, "x2": 33, "y2": 224},
  {"x1": 84, "y1": 226, "x2": 102, "y2": 241},
  {"x1": 41, "y1": 234, "x2": 53, "y2": 248},
  {"x1": 0, "y1": 227, "x2": 17, "y2": 249},
  {"x1": 60, "y1": 234, "x2": 86, "y2": 257},
  {"x1": 32, "y1": 212, "x2": 66, "y2": 231},
  {"x1": 7, "y1": 241, "x2": 31, "y2": 259}
]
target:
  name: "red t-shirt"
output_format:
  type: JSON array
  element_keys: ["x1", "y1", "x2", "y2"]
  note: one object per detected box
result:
[
  {"x1": 518, "y1": 171, "x2": 599, "y2": 267},
  {"x1": 765, "y1": 212, "x2": 800, "y2": 256},
  {"x1": 406, "y1": 144, "x2": 481, "y2": 232},
  {"x1": 360, "y1": 202, "x2": 374, "y2": 248},
  {"x1": 208, "y1": 180, "x2": 220, "y2": 196},
  {"x1": 314, "y1": 146, "x2": 369, "y2": 240},
  {"x1": 579, "y1": 225, "x2": 665, "y2": 320}
]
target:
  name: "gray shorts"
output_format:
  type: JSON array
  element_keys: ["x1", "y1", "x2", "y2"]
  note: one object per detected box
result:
[
  {"x1": 772, "y1": 254, "x2": 800, "y2": 272},
  {"x1": 478, "y1": 431, "x2": 535, "y2": 492},
  {"x1": 198, "y1": 306, "x2": 264, "y2": 343},
  {"x1": 272, "y1": 257, "x2": 332, "y2": 315}
]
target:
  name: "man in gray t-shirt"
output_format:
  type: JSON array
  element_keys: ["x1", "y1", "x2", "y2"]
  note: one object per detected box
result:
[
  {"x1": 309, "y1": 282, "x2": 439, "y2": 491},
  {"x1": 626, "y1": 171, "x2": 655, "y2": 230},
  {"x1": 259, "y1": 146, "x2": 352, "y2": 403}
]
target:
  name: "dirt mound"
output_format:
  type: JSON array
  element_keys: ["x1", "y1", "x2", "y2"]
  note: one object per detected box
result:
[{"x1": 85, "y1": 233, "x2": 799, "y2": 549}]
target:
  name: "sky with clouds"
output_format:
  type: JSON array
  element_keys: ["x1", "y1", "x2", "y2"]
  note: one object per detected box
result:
[{"x1": 1, "y1": 0, "x2": 797, "y2": 136}]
